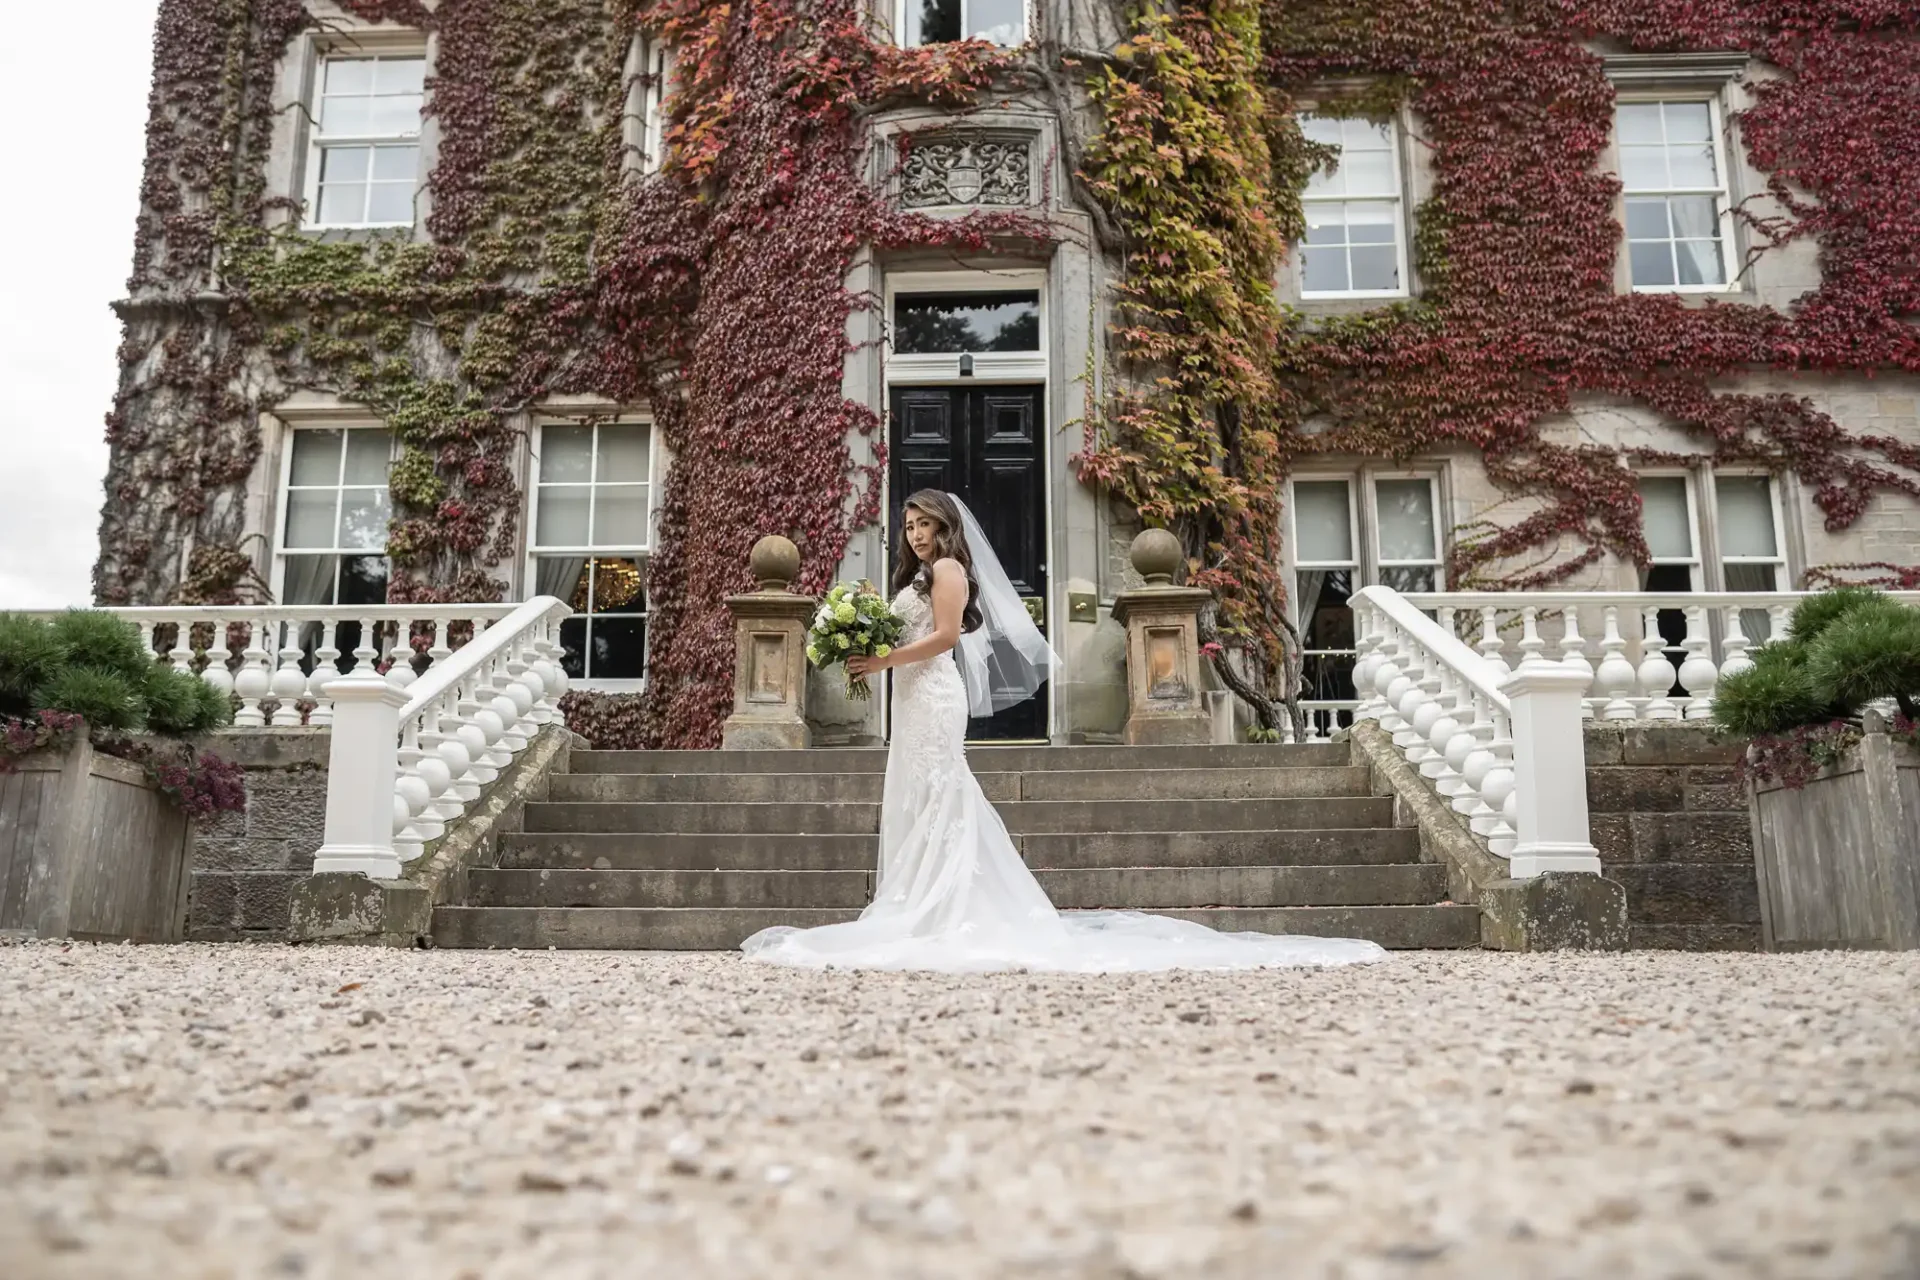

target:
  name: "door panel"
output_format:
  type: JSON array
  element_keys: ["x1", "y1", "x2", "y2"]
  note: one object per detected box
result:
[{"x1": 888, "y1": 384, "x2": 1048, "y2": 741}]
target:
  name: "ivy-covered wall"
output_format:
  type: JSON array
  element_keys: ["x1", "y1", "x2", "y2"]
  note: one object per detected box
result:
[{"x1": 94, "y1": 0, "x2": 1920, "y2": 748}]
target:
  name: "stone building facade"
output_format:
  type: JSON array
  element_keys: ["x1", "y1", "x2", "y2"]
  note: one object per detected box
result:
[{"x1": 94, "y1": 1, "x2": 1920, "y2": 747}]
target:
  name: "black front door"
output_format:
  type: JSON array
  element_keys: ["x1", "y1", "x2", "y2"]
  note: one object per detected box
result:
[{"x1": 888, "y1": 384, "x2": 1048, "y2": 741}]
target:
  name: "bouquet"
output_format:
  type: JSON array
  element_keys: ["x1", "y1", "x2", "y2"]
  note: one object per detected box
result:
[{"x1": 806, "y1": 580, "x2": 905, "y2": 700}]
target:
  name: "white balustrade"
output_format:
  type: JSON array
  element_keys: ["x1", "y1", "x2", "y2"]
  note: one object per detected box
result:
[
  {"x1": 19, "y1": 603, "x2": 525, "y2": 727},
  {"x1": 314, "y1": 596, "x2": 571, "y2": 880},
  {"x1": 1353, "y1": 586, "x2": 1600, "y2": 880}
]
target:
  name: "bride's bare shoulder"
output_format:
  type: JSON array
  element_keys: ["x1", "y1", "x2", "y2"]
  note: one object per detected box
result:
[{"x1": 930, "y1": 557, "x2": 966, "y2": 581}]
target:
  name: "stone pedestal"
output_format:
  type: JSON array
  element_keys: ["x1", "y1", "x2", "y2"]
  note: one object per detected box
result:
[
  {"x1": 721, "y1": 536, "x2": 819, "y2": 751},
  {"x1": 1111, "y1": 529, "x2": 1215, "y2": 747}
]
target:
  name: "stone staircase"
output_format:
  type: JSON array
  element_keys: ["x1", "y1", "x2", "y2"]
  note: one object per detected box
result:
[{"x1": 430, "y1": 744, "x2": 1481, "y2": 950}]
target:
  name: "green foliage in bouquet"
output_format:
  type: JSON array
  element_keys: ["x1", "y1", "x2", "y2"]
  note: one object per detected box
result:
[{"x1": 805, "y1": 581, "x2": 906, "y2": 701}]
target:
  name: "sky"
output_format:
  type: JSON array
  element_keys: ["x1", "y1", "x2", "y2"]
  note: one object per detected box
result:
[{"x1": 0, "y1": 5, "x2": 159, "y2": 608}]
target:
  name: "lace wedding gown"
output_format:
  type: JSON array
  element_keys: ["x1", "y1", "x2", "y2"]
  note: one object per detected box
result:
[{"x1": 740, "y1": 585, "x2": 1389, "y2": 973}]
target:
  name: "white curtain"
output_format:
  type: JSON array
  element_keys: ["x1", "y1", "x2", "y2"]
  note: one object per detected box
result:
[{"x1": 536, "y1": 556, "x2": 588, "y2": 605}]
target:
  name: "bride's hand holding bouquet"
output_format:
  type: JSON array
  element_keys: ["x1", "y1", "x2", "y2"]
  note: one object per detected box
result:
[{"x1": 806, "y1": 580, "x2": 904, "y2": 700}]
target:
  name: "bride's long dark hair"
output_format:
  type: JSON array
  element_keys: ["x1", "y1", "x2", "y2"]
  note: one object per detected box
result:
[{"x1": 893, "y1": 490, "x2": 984, "y2": 634}]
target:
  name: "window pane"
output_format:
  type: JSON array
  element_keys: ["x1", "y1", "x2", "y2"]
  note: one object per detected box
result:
[
  {"x1": 338, "y1": 488, "x2": 392, "y2": 550},
  {"x1": 284, "y1": 490, "x2": 337, "y2": 548},
  {"x1": 1301, "y1": 115, "x2": 1343, "y2": 147},
  {"x1": 324, "y1": 58, "x2": 374, "y2": 96},
  {"x1": 1339, "y1": 146, "x2": 1395, "y2": 197},
  {"x1": 1668, "y1": 142, "x2": 1718, "y2": 188},
  {"x1": 371, "y1": 145, "x2": 418, "y2": 181},
  {"x1": 1625, "y1": 198, "x2": 1670, "y2": 240},
  {"x1": 1379, "y1": 566, "x2": 1437, "y2": 593},
  {"x1": 556, "y1": 617, "x2": 588, "y2": 680},
  {"x1": 317, "y1": 182, "x2": 367, "y2": 225},
  {"x1": 593, "y1": 487, "x2": 650, "y2": 546},
  {"x1": 907, "y1": 0, "x2": 961, "y2": 44},
  {"x1": 539, "y1": 426, "x2": 594, "y2": 482},
  {"x1": 1725, "y1": 563, "x2": 1781, "y2": 640},
  {"x1": 342, "y1": 430, "x2": 391, "y2": 484},
  {"x1": 1716, "y1": 477, "x2": 1778, "y2": 558},
  {"x1": 968, "y1": 0, "x2": 1025, "y2": 44},
  {"x1": 1617, "y1": 103, "x2": 1664, "y2": 145},
  {"x1": 893, "y1": 292, "x2": 1040, "y2": 354},
  {"x1": 1676, "y1": 240, "x2": 1725, "y2": 287},
  {"x1": 1375, "y1": 479, "x2": 1437, "y2": 563},
  {"x1": 590, "y1": 617, "x2": 648, "y2": 679},
  {"x1": 320, "y1": 96, "x2": 373, "y2": 137},
  {"x1": 1620, "y1": 145, "x2": 1668, "y2": 191},
  {"x1": 588, "y1": 559, "x2": 646, "y2": 614},
  {"x1": 373, "y1": 56, "x2": 426, "y2": 95},
  {"x1": 1349, "y1": 244, "x2": 1399, "y2": 292},
  {"x1": 1301, "y1": 247, "x2": 1348, "y2": 294},
  {"x1": 289, "y1": 429, "x2": 342, "y2": 486},
  {"x1": 1345, "y1": 204, "x2": 1397, "y2": 243},
  {"x1": 368, "y1": 94, "x2": 423, "y2": 137},
  {"x1": 534, "y1": 556, "x2": 592, "y2": 609},
  {"x1": 595, "y1": 426, "x2": 651, "y2": 482},
  {"x1": 339, "y1": 556, "x2": 390, "y2": 606},
  {"x1": 1668, "y1": 196, "x2": 1718, "y2": 240},
  {"x1": 1293, "y1": 481, "x2": 1354, "y2": 564},
  {"x1": 1629, "y1": 241, "x2": 1675, "y2": 287},
  {"x1": 366, "y1": 182, "x2": 415, "y2": 225},
  {"x1": 1663, "y1": 101, "x2": 1712, "y2": 143},
  {"x1": 1304, "y1": 206, "x2": 1346, "y2": 245},
  {"x1": 537, "y1": 485, "x2": 592, "y2": 546},
  {"x1": 1639, "y1": 477, "x2": 1694, "y2": 560},
  {"x1": 281, "y1": 555, "x2": 339, "y2": 606}
]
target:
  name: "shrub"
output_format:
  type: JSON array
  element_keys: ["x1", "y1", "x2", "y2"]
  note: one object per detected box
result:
[
  {"x1": 37, "y1": 666, "x2": 147, "y2": 732},
  {"x1": 559, "y1": 690, "x2": 647, "y2": 749},
  {"x1": 1802, "y1": 596, "x2": 1920, "y2": 721},
  {"x1": 1712, "y1": 642, "x2": 1831, "y2": 738},
  {"x1": 143, "y1": 664, "x2": 235, "y2": 736},
  {"x1": 0, "y1": 614, "x2": 66, "y2": 714},
  {"x1": 49, "y1": 610, "x2": 154, "y2": 684}
]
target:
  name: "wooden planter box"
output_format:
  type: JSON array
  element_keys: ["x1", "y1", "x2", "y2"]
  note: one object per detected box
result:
[
  {"x1": 1749, "y1": 727, "x2": 1920, "y2": 951},
  {"x1": 0, "y1": 735, "x2": 193, "y2": 942}
]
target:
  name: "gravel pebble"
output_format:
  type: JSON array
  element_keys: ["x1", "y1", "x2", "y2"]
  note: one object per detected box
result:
[{"x1": 2, "y1": 942, "x2": 1918, "y2": 1278}]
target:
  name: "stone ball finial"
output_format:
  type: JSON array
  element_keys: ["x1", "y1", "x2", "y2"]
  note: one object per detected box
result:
[
  {"x1": 749, "y1": 535, "x2": 801, "y2": 592},
  {"x1": 1129, "y1": 528, "x2": 1183, "y2": 587}
]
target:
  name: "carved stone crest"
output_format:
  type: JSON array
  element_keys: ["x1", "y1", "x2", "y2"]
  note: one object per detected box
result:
[{"x1": 901, "y1": 133, "x2": 1032, "y2": 208}]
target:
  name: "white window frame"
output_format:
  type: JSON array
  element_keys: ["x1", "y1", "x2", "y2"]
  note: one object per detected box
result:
[
  {"x1": 1615, "y1": 93, "x2": 1740, "y2": 295},
  {"x1": 526, "y1": 419, "x2": 659, "y2": 691},
  {"x1": 271, "y1": 423, "x2": 397, "y2": 606},
  {"x1": 1288, "y1": 475, "x2": 1362, "y2": 578},
  {"x1": 624, "y1": 33, "x2": 675, "y2": 177},
  {"x1": 1636, "y1": 469, "x2": 1703, "y2": 591},
  {"x1": 1297, "y1": 112, "x2": 1412, "y2": 302},
  {"x1": 1367, "y1": 472, "x2": 1445, "y2": 592},
  {"x1": 891, "y1": 0, "x2": 1031, "y2": 48},
  {"x1": 301, "y1": 45, "x2": 428, "y2": 232}
]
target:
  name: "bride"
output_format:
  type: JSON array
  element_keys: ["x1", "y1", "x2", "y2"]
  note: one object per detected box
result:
[{"x1": 741, "y1": 490, "x2": 1388, "y2": 973}]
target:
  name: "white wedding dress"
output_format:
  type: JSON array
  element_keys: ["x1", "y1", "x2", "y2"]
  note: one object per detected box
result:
[{"x1": 741, "y1": 585, "x2": 1390, "y2": 973}]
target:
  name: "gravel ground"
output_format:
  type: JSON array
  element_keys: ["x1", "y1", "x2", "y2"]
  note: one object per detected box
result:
[{"x1": 2, "y1": 944, "x2": 1918, "y2": 1280}]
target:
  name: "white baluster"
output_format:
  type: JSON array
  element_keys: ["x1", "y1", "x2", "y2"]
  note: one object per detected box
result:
[
  {"x1": 1594, "y1": 606, "x2": 1638, "y2": 721},
  {"x1": 1767, "y1": 603, "x2": 1792, "y2": 646},
  {"x1": 1350, "y1": 604, "x2": 1382, "y2": 719},
  {"x1": 1478, "y1": 703, "x2": 1517, "y2": 851},
  {"x1": 454, "y1": 675, "x2": 500, "y2": 788},
  {"x1": 392, "y1": 712, "x2": 433, "y2": 863},
  {"x1": 269, "y1": 622, "x2": 308, "y2": 727},
  {"x1": 167, "y1": 620, "x2": 195, "y2": 676},
  {"x1": 487, "y1": 650, "x2": 530, "y2": 756},
  {"x1": 233, "y1": 619, "x2": 272, "y2": 727},
  {"x1": 1477, "y1": 607, "x2": 1510, "y2": 676},
  {"x1": 1391, "y1": 637, "x2": 1432, "y2": 757},
  {"x1": 1374, "y1": 627, "x2": 1411, "y2": 736},
  {"x1": 1678, "y1": 606, "x2": 1718, "y2": 720},
  {"x1": 352, "y1": 617, "x2": 380, "y2": 677},
  {"x1": 1516, "y1": 606, "x2": 1547, "y2": 668},
  {"x1": 386, "y1": 621, "x2": 422, "y2": 692},
  {"x1": 469, "y1": 658, "x2": 513, "y2": 772},
  {"x1": 1637, "y1": 608, "x2": 1680, "y2": 721},
  {"x1": 427, "y1": 614, "x2": 455, "y2": 675},
  {"x1": 503, "y1": 631, "x2": 543, "y2": 746},
  {"x1": 1424, "y1": 668, "x2": 1466, "y2": 798},
  {"x1": 1720, "y1": 607, "x2": 1754, "y2": 682},
  {"x1": 438, "y1": 686, "x2": 484, "y2": 806},
  {"x1": 1404, "y1": 654, "x2": 1444, "y2": 769},
  {"x1": 414, "y1": 703, "x2": 461, "y2": 827},
  {"x1": 1557, "y1": 610, "x2": 1595, "y2": 718},
  {"x1": 307, "y1": 620, "x2": 343, "y2": 727},
  {"x1": 1455, "y1": 692, "x2": 1496, "y2": 819}
]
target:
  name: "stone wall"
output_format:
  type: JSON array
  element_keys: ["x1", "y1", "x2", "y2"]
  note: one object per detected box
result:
[
  {"x1": 187, "y1": 729, "x2": 330, "y2": 942},
  {"x1": 1584, "y1": 723, "x2": 1760, "y2": 951}
]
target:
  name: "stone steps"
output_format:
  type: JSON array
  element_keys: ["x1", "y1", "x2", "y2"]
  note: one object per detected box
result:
[
  {"x1": 497, "y1": 827, "x2": 1424, "y2": 872},
  {"x1": 521, "y1": 796, "x2": 1398, "y2": 836},
  {"x1": 568, "y1": 743, "x2": 1351, "y2": 775},
  {"x1": 462, "y1": 863, "x2": 1449, "y2": 910},
  {"x1": 545, "y1": 766, "x2": 1375, "y2": 804},
  {"x1": 431, "y1": 903, "x2": 1482, "y2": 951}
]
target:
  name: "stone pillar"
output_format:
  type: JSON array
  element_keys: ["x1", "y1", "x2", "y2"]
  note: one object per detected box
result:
[
  {"x1": 722, "y1": 536, "x2": 819, "y2": 751},
  {"x1": 1111, "y1": 529, "x2": 1215, "y2": 747}
]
